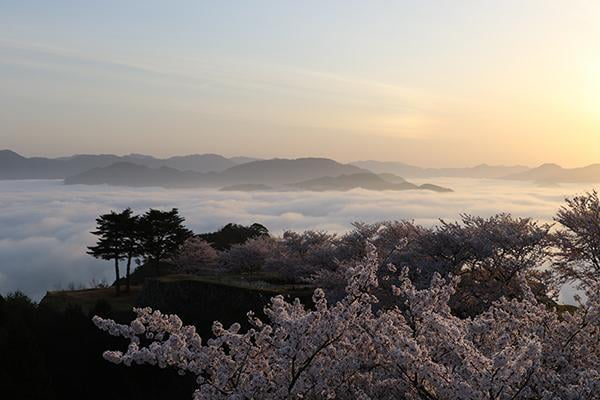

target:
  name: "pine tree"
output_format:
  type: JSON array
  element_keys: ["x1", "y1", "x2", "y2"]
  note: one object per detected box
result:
[
  {"x1": 87, "y1": 210, "x2": 131, "y2": 295},
  {"x1": 138, "y1": 208, "x2": 192, "y2": 275}
]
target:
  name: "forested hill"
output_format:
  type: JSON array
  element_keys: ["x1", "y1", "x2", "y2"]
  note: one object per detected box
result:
[{"x1": 0, "y1": 149, "x2": 249, "y2": 179}]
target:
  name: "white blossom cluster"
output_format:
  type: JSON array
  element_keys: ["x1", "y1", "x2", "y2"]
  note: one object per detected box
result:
[
  {"x1": 94, "y1": 245, "x2": 600, "y2": 399},
  {"x1": 171, "y1": 237, "x2": 219, "y2": 274}
]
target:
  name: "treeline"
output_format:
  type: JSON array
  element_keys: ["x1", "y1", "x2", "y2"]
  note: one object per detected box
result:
[
  {"x1": 87, "y1": 208, "x2": 192, "y2": 294},
  {"x1": 88, "y1": 192, "x2": 600, "y2": 318},
  {"x1": 0, "y1": 291, "x2": 196, "y2": 400},
  {"x1": 3, "y1": 191, "x2": 600, "y2": 398},
  {"x1": 90, "y1": 193, "x2": 600, "y2": 399},
  {"x1": 87, "y1": 207, "x2": 270, "y2": 294},
  {"x1": 172, "y1": 193, "x2": 600, "y2": 317}
]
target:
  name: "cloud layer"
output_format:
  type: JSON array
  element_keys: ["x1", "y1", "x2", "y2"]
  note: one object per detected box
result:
[{"x1": 1, "y1": 179, "x2": 598, "y2": 302}]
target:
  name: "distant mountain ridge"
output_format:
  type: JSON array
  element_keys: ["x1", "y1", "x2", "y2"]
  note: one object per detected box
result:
[
  {"x1": 7, "y1": 149, "x2": 600, "y2": 185},
  {"x1": 351, "y1": 160, "x2": 530, "y2": 179},
  {"x1": 220, "y1": 184, "x2": 273, "y2": 192},
  {"x1": 64, "y1": 157, "x2": 370, "y2": 187},
  {"x1": 503, "y1": 163, "x2": 600, "y2": 183},
  {"x1": 0, "y1": 150, "x2": 252, "y2": 179},
  {"x1": 289, "y1": 173, "x2": 453, "y2": 192},
  {"x1": 64, "y1": 160, "x2": 453, "y2": 193},
  {"x1": 218, "y1": 158, "x2": 368, "y2": 185},
  {"x1": 63, "y1": 162, "x2": 206, "y2": 187}
]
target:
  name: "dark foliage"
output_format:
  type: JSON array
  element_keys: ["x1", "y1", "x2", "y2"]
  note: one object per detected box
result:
[
  {"x1": 137, "y1": 208, "x2": 192, "y2": 275},
  {"x1": 87, "y1": 209, "x2": 139, "y2": 295},
  {"x1": 0, "y1": 292, "x2": 196, "y2": 400},
  {"x1": 6, "y1": 195, "x2": 598, "y2": 398},
  {"x1": 198, "y1": 222, "x2": 269, "y2": 250}
]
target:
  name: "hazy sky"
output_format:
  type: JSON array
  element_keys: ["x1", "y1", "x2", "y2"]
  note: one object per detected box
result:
[{"x1": 1, "y1": 1, "x2": 599, "y2": 167}]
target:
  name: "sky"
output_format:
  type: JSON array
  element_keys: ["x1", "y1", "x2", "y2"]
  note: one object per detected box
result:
[{"x1": 1, "y1": 1, "x2": 600, "y2": 167}]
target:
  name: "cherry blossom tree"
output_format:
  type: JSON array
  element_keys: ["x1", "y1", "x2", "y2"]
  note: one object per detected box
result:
[
  {"x1": 263, "y1": 230, "x2": 340, "y2": 280},
  {"x1": 310, "y1": 215, "x2": 555, "y2": 316},
  {"x1": 172, "y1": 237, "x2": 219, "y2": 274},
  {"x1": 553, "y1": 191, "x2": 600, "y2": 289},
  {"x1": 94, "y1": 245, "x2": 599, "y2": 399},
  {"x1": 219, "y1": 237, "x2": 282, "y2": 274}
]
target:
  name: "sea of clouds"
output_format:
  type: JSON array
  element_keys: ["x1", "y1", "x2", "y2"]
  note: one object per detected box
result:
[{"x1": 1, "y1": 178, "x2": 598, "y2": 302}]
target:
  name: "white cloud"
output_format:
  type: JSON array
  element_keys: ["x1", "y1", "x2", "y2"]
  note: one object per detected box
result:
[{"x1": 1, "y1": 178, "x2": 598, "y2": 301}]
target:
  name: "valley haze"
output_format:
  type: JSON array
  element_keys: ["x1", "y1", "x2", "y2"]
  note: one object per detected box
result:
[
  {"x1": 4, "y1": 150, "x2": 600, "y2": 188},
  {"x1": 0, "y1": 175, "x2": 597, "y2": 304},
  {"x1": 3, "y1": 3, "x2": 600, "y2": 398},
  {"x1": 3, "y1": 149, "x2": 600, "y2": 302}
]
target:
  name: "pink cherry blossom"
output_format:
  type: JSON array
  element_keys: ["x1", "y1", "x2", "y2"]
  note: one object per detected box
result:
[{"x1": 94, "y1": 244, "x2": 600, "y2": 399}]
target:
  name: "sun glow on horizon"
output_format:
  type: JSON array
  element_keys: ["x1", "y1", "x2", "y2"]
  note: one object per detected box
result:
[{"x1": 1, "y1": 1, "x2": 600, "y2": 167}]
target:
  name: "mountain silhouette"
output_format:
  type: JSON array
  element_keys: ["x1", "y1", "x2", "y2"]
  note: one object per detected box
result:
[
  {"x1": 351, "y1": 160, "x2": 530, "y2": 179},
  {"x1": 289, "y1": 173, "x2": 453, "y2": 192},
  {"x1": 219, "y1": 184, "x2": 273, "y2": 192},
  {"x1": 0, "y1": 150, "x2": 245, "y2": 179},
  {"x1": 63, "y1": 162, "x2": 208, "y2": 187},
  {"x1": 62, "y1": 158, "x2": 453, "y2": 192},
  {"x1": 218, "y1": 158, "x2": 368, "y2": 185},
  {"x1": 64, "y1": 157, "x2": 367, "y2": 187},
  {"x1": 504, "y1": 163, "x2": 600, "y2": 183}
]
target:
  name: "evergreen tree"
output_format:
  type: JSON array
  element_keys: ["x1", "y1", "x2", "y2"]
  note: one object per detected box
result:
[
  {"x1": 87, "y1": 210, "x2": 131, "y2": 295},
  {"x1": 198, "y1": 222, "x2": 269, "y2": 250},
  {"x1": 138, "y1": 208, "x2": 192, "y2": 275},
  {"x1": 119, "y1": 208, "x2": 142, "y2": 292}
]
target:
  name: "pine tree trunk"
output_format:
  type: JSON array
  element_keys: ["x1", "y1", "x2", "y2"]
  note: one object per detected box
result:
[
  {"x1": 126, "y1": 254, "x2": 132, "y2": 292},
  {"x1": 114, "y1": 257, "x2": 121, "y2": 296}
]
